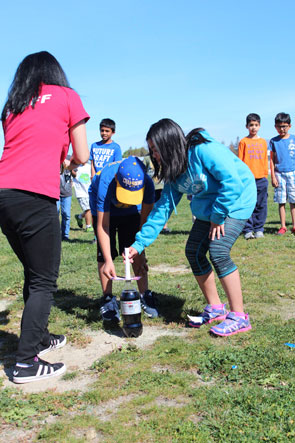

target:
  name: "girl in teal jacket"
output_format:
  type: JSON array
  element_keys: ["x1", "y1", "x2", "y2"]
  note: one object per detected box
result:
[{"x1": 127, "y1": 119, "x2": 256, "y2": 337}]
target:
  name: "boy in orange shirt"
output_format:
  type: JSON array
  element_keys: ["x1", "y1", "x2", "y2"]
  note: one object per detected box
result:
[{"x1": 238, "y1": 113, "x2": 268, "y2": 239}]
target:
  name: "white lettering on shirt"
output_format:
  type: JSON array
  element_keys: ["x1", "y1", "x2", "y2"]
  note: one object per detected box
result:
[
  {"x1": 31, "y1": 94, "x2": 52, "y2": 105},
  {"x1": 178, "y1": 173, "x2": 207, "y2": 194},
  {"x1": 40, "y1": 94, "x2": 52, "y2": 104}
]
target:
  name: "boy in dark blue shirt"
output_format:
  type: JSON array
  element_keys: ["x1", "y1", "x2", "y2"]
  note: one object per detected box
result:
[{"x1": 89, "y1": 156, "x2": 157, "y2": 321}]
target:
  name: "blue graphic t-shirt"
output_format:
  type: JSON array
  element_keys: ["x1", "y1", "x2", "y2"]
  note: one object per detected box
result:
[
  {"x1": 89, "y1": 141, "x2": 122, "y2": 173},
  {"x1": 269, "y1": 134, "x2": 295, "y2": 173},
  {"x1": 89, "y1": 161, "x2": 155, "y2": 217}
]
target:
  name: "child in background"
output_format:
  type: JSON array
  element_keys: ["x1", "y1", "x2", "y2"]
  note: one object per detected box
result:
[
  {"x1": 270, "y1": 113, "x2": 295, "y2": 235},
  {"x1": 143, "y1": 153, "x2": 170, "y2": 233},
  {"x1": 89, "y1": 156, "x2": 158, "y2": 322},
  {"x1": 57, "y1": 164, "x2": 73, "y2": 241},
  {"x1": 238, "y1": 113, "x2": 268, "y2": 239},
  {"x1": 72, "y1": 161, "x2": 93, "y2": 232},
  {"x1": 90, "y1": 118, "x2": 122, "y2": 179},
  {"x1": 125, "y1": 119, "x2": 256, "y2": 337}
]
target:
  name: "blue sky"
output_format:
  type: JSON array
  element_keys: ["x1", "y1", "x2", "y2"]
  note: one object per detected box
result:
[{"x1": 1, "y1": 0, "x2": 295, "y2": 156}]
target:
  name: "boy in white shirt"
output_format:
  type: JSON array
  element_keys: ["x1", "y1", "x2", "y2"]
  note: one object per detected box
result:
[{"x1": 72, "y1": 161, "x2": 93, "y2": 231}]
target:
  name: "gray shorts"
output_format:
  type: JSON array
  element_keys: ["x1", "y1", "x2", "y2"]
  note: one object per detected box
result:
[{"x1": 77, "y1": 197, "x2": 90, "y2": 212}]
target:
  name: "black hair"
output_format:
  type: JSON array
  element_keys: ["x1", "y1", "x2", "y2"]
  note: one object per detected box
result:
[
  {"x1": 275, "y1": 112, "x2": 291, "y2": 125},
  {"x1": 186, "y1": 128, "x2": 209, "y2": 148},
  {"x1": 246, "y1": 113, "x2": 260, "y2": 125},
  {"x1": 146, "y1": 119, "x2": 209, "y2": 183},
  {"x1": 100, "y1": 118, "x2": 116, "y2": 132},
  {"x1": 1, "y1": 51, "x2": 70, "y2": 121}
]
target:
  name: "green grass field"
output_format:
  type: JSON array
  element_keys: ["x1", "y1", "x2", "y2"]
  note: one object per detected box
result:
[{"x1": 1, "y1": 186, "x2": 295, "y2": 442}]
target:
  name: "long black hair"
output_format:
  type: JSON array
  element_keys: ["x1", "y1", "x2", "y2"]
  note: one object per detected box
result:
[
  {"x1": 186, "y1": 128, "x2": 209, "y2": 148},
  {"x1": 1, "y1": 51, "x2": 70, "y2": 121},
  {"x1": 146, "y1": 119, "x2": 209, "y2": 182}
]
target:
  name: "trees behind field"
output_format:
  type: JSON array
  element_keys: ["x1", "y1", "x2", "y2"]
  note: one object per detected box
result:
[{"x1": 123, "y1": 147, "x2": 149, "y2": 158}]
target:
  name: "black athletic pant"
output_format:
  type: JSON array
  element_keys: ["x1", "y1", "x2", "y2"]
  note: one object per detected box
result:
[{"x1": 0, "y1": 189, "x2": 61, "y2": 363}]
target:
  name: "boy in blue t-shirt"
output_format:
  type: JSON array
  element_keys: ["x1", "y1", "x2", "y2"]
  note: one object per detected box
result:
[
  {"x1": 89, "y1": 118, "x2": 122, "y2": 179},
  {"x1": 89, "y1": 156, "x2": 157, "y2": 321},
  {"x1": 270, "y1": 112, "x2": 295, "y2": 235}
]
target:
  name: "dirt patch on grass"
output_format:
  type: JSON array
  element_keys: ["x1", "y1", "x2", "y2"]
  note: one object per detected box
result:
[
  {"x1": 149, "y1": 264, "x2": 191, "y2": 274},
  {"x1": 261, "y1": 297, "x2": 295, "y2": 320},
  {"x1": 154, "y1": 395, "x2": 190, "y2": 408},
  {"x1": 0, "y1": 326, "x2": 187, "y2": 393},
  {"x1": 71, "y1": 427, "x2": 104, "y2": 441},
  {"x1": 85, "y1": 394, "x2": 136, "y2": 421},
  {"x1": 0, "y1": 299, "x2": 12, "y2": 312},
  {"x1": 0, "y1": 425, "x2": 37, "y2": 442},
  {"x1": 152, "y1": 365, "x2": 177, "y2": 373}
]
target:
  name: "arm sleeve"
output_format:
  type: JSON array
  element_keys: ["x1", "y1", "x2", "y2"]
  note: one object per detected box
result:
[
  {"x1": 263, "y1": 140, "x2": 269, "y2": 177},
  {"x1": 143, "y1": 175, "x2": 155, "y2": 204},
  {"x1": 114, "y1": 145, "x2": 122, "y2": 161},
  {"x1": 96, "y1": 176, "x2": 112, "y2": 213},
  {"x1": 67, "y1": 89, "x2": 90, "y2": 128},
  {"x1": 198, "y1": 144, "x2": 246, "y2": 225},
  {"x1": 238, "y1": 140, "x2": 245, "y2": 161},
  {"x1": 132, "y1": 183, "x2": 183, "y2": 254},
  {"x1": 89, "y1": 144, "x2": 94, "y2": 161}
]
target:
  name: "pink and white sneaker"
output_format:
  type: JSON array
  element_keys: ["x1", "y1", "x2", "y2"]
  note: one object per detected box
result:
[
  {"x1": 210, "y1": 312, "x2": 252, "y2": 336},
  {"x1": 188, "y1": 304, "x2": 228, "y2": 328}
]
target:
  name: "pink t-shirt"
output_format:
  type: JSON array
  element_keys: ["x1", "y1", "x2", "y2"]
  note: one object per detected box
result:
[{"x1": 0, "y1": 85, "x2": 90, "y2": 199}]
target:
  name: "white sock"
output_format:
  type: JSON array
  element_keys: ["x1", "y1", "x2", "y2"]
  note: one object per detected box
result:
[{"x1": 16, "y1": 362, "x2": 33, "y2": 368}]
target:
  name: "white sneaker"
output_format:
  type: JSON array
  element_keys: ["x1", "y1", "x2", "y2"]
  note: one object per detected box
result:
[
  {"x1": 254, "y1": 231, "x2": 264, "y2": 238},
  {"x1": 244, "y1": 232, "x2": 255, "y2": 240}
]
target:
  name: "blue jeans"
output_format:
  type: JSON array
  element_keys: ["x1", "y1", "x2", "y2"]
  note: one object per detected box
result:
[
  {"x1": 57, "y1": 196, "x2": 72, "y2": 239},
  {"x1": 0, "y1": 189, "x2": 61, "y2": 362}
]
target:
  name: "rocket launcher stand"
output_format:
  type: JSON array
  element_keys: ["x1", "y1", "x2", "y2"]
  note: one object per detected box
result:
[{"x1": 111, "y1": 247, "x2": 141, "y2": 281}]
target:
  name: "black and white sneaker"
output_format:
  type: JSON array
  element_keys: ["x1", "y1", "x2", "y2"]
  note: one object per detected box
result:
[
  {"x1": 38, "y1": 334, "x2": 67, "y2": 356},
  {"x1": 13, "y1": 357, "x2": 66, "y2": 384},
  {"x1": 100, "y1": 294, "x2": 120, "y2": 322},
  {"x1": 141, "y1": 290, "x2": 158, "y2": 318}
]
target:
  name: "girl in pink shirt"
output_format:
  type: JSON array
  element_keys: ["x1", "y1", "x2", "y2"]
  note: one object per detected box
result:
[{"x1": 0, "y1": 51, "x2": 89, "y2": 384}]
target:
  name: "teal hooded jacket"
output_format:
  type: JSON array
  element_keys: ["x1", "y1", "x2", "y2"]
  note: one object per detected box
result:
[{"x1": 132, "y1": 131, "x2": 257, "y2": 254}]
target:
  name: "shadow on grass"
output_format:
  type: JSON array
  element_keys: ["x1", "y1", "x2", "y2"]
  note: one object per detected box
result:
[
  {"x1": 263, "y1": 227, "x2": 280, "y2": 234},
  {"x1": 264, "y1": 222, "x2": 295, "y2": 234},
  {"x1": 0, "y1": 310, "x2": 18, "y2": 377},
  {"x1": 55, "y1": 289, "x2": 186, "y2": 329},
  {"x1": 61, "y1": 238, "x2": 94, "y2": 245},
  {"x1": 54, "y1": 289, "x2": 126, "y2": 336},
  {"x1": 0, "y1": 309, "x2": 10, "y2": 326},
  {"x1": 160, "y1": 230, "x2": 191, "y2": 236},
  {"x1": 70, "y1": 227, "x2": 84, "y2": 232},
  {"x1": 0, "y1": 328, "x2": 19, "y2": 371},
  {"x1": 154, "y1": 292, "x2": 185, "y2": 324},
  {"x1": 54, "y1": 289, "x2": 102, "y2": 323},
  {"x1": 264, "y1": 220, "x2": 295, "y2": 234}
]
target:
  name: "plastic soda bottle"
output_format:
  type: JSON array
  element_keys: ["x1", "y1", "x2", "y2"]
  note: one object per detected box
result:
[{"x1": 120, "y1": 288, "x2": 142, "y2": 338}]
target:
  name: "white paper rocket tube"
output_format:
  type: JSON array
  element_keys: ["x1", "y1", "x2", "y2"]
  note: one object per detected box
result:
[{"x1": 124, "y1": 247, "x2": 131, "y2": 280}]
